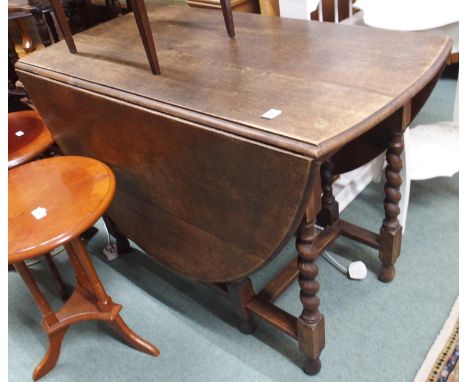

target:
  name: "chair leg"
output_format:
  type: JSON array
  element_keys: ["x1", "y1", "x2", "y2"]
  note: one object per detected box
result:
[
  {"x1": 128, "y1": 0, "x2": 160, "y2": 75},
  {"x1": 44, "y1": 253, "x2": 68, "y2": 301},
  {"x1": 220, "y1": 0, "x2": 235, "y2": 37},
  {"x1": 49, "y1": 0, "x2": 77, "y2": 53}
]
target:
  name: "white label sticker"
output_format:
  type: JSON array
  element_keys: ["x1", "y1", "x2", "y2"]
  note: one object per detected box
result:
[
  {"x1": 31, "y1": 207, "x2": 47, "y2": 220},
  {"x1": 261, "y1": 109, "x2": 282, "y2": 120},
  {"x1": 15, "y1": 131, "x2": 25, "y2": 137}
]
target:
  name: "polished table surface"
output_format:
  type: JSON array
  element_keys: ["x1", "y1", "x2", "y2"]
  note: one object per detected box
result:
[
  {"x1": 16, "y1": 3, "x2": 451, "y2": 374},
  {"x1": 16, "y1": 3, "x2": 451, "y2": 157}
]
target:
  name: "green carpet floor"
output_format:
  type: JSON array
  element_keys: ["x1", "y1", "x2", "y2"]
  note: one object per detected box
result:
[{"x1": 9, "y1": 77, "x2": 458, "y2": 381}]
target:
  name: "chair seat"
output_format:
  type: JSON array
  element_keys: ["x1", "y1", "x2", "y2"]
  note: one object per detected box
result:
[
  {"x1": 8, "y1": 156, "x2": 116, "y2": 263},
  {"x1": 8, "y1": 111, "x2": 54, "y2": 169}
]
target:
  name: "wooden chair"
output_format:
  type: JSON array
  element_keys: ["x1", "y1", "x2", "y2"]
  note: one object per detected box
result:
[
  {"x1": 48, "y1": 0, "x2": 235, "y2": 75},
  {"x1": 8, "y1": 110, "x2": 68, "y2": 301},
  {"x1": 8, "y1": 156, "x2": 159, "y2": 380}
]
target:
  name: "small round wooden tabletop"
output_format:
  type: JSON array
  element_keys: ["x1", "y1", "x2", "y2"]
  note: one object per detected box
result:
[
  {"x1": 8, "y1": 156, "x2": 116, "y2": 263},
  {"x1": 8, "y1": 110, "x2": 54, "y2": 169}
]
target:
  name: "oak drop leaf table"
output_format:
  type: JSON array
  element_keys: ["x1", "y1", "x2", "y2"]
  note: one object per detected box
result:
[{"x1": 16, "y1": 3, "x2": 451, "y2": 375}]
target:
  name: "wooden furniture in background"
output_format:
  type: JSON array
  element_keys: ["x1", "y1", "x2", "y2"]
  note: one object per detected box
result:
[
  {"x1": 8, "y1": 1, "x2": 60, "y2": 52},
  {"x1": 312, "y1": 0, "x2": 354, "y2": 21},
  {"x1": 258, "y1": 0, "x2": 279, "y2": 16},
  {"x1": 8, "y1": 156, "x2": 159, "y2": 380},
  {"x1": 8, "y1": 110, "x2": 68, "y2": 301},
  {"x1": 16, "y1": 3, "x2": 451, "y2": 374},
  {"x1": 187, "y1": 0, "x2": 259, "y2": 14},
  {"x1": 8, "y1": 110, "x2": 54, "y2": 169},
  {"x1": 48, "y1": 0, "x2": 236, "y2": 75}
]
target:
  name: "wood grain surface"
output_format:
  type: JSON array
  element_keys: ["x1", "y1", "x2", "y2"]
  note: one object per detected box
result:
[
  {"x1": 9, "y1": 156, "x2": 116, "y2": 262},
  {"x1": 14, "y1": 74, "x2": 316, "y2": 281},
  {"x1": 8, "y1": 110, "x2": 54, "y2": 169},
  {"x1": 16, "y1": 3, "x2": 451, "y2": 157},
  {"x1": 15, "y1": 3, "x2": 450, "y2": 282}
]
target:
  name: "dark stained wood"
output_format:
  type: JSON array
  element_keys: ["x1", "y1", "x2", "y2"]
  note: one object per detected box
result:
[
  {"x1": 44, "y1": 11, "x2": 60, "y2": 43},
  {"x1": 226, "y1": 279, "x2": 256, "y2": 333},
  {"x1": 339, "y1": 220, "x2": 379, "y2": 249},
  {"x1": 257, "y1": 256, "x2": 298, "y2": 302},
  {"x1": 102, "y1": 214, "x2": 131, "y2": 254},
  {"x1": 296, "y1": 215, "x2": 324, "y2": 374},
  {"x1": 378, "y1": 103, "x2": 409, "y2": 282},
  {"x1": 49, "y1": 0, "x2": 77, "y2": 53},
  {"x1": 45, "y1": 0, "x2": 235, "y2": 74},
  {"x1": 14, "y1": 4, "x2": 452, "y2": 375},
  {"x1": 16, "y1": 4, "x2": 451, "y2": 158},
  {"x1": 127, "y1": 0, "x2": 161, "y2": 74},
  {"x1": 410, "y1": 63, "x2": 446, "y2": 122},
  {"x1": 220, "y1": 0, "x2": 235, "y2": 37},
  {"x1": 247, "y1": 297, "x2": 298, "y2": 339},
  {"x1": 317, "y1": 160, "x2": 339, "y2": 226},
  {"x1": 13, "y1": 75, "x2": 315, "y2": 283},
  {"x1": 30, "y1": 8, "x2": 52, "y2": 47}
]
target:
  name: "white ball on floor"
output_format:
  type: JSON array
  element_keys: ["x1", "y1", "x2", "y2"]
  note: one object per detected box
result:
[{"x1": 348, "y1": 261, "x2": 367, "y2": 280}]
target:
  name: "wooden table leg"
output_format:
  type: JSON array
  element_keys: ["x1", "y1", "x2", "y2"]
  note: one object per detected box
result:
[
  {"x1": 69, "y1": 238, "x2": 115, "y2": 311},
  {"x1": 317, "y1": 159, "x2": 339, "y2": 227},
  {"x1": 378, "y1": 106, "x2": 408, "y2": 282},
  {"x1": 44, "y1": 253, "x2": 68, "y2": 300},
  {"x1": 227, "y1": 278, "x2": 256, "y2": 334},
  {"x1": 70, "y1": 238, "x2": 159, "y2": 356},
  {"x1": 296, "y1": 217, "x2": 325, "y2": 375},
  {"x1": 13, "y1": 261, "x2": 66, "y2": 381},
  {"x1": 64, "y1": 242, "x2": 91, "y2": 289},
  {"x1": 103, "y1": 214, "x2": 131, "y2": 254}
]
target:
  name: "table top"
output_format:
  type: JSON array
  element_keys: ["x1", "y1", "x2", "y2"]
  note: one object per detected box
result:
[
  {"x1": 8, "y1": 156, "x2": 116, "y2": 262},
  {"x1": 16, "y1": 3, "x2": 451, "y2": 158},
  {"x1": 8, "y1": 110, "x2": 54, "y2": 169}
]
